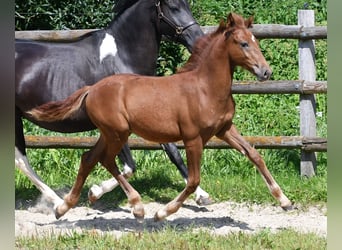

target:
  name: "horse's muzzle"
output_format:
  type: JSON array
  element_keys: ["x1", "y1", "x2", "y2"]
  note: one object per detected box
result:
[{"x1": 254, "y1": 66, "x2": 272, "y2": 81}]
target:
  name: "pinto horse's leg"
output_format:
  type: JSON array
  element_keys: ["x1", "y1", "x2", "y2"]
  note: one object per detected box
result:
[
  {"x1": 88, "y1": 143, "x2": 135, "y2": 203},
  {"x1": 15, "y1": 147, "x2": 64, "y2": 210},
  {"x1": 154, "y1": 137, "x2": 203, "y2": 221},
  {"x1": 15, "y1": 112, "x2": 64, "y2": 210},
  {"x1": 216, "y1": 124, "x2": 293, "y2": 210},
  {"x1": 161, "y1": 143, "x2": 212, "y2": 205}
]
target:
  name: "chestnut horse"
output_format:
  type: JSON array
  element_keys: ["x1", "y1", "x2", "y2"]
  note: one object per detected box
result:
[
  {"x1": 15, "y1": 0, "x2": 212, "y2": 209},
  {"x1": 29, "y1": 13, "x2": 292, "y2": 221}
]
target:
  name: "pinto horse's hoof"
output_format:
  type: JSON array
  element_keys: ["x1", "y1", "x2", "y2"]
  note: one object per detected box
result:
[
  {"x1": 196, "y1": 196, "x2": 214, "y2": 206},
  {"x1": 88, "y1": 185, "x2": 103, "y2": 204}
]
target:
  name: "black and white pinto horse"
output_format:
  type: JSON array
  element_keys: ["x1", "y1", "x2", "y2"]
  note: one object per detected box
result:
[{"x1": 15, "y1": 0, "x2": 212, "y2": 212}]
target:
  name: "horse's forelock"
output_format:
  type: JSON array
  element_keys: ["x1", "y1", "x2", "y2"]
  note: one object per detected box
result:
[{"x1": 178, "y1": 12, "x2": 252, "y2": 73}]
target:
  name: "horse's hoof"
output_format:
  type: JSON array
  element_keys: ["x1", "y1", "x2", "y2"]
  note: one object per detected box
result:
[
  {"x1": 154, "y1": 210, "x2": 167, "y2": 222},
  {"x1": 154, "y1": 213, "x2": 163, "y2": 222},
  {"x1": 196, "y1": 196, "x2": 214, "y2": 206},
  {"x1": 135, "y1": 214, "x2": 144, "y2": 224},
  {"x1": 53, "y1": 200, "x2": 65, "y2": 220},
  {"x1": 281, "y1": 204, "x2": 296, "y2": 211},
  {"x1": 55, "y1": 210, "x2": 63, "y2": 220},
  {"x1": 55, "y1": 213, "x2": 61, "y2": 220},
  {"x1": 132, "y1": 204, "x2": 145, "y2": 223},
  {"x1": 88, "y1": 185, "x2": 102, "y2": 203},
  {"x1": 54, "y1": 201, "x2": 70, "y2": 220}
]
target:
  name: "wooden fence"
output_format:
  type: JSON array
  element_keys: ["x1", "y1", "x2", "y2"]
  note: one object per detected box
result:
[{"x1": 16, "y1": 10, "x2": 327, "y2": 176}]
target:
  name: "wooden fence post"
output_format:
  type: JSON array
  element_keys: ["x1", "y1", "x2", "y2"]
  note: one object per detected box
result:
[{"x1": 298, "y1": 10, "x2": 317, "y2": 177}]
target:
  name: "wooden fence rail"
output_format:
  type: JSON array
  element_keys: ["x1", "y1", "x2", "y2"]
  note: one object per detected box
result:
[
  {"x1": 24, "y1": 135, "x2": 327, "y2": 152},
  {"x1": 232, "y1": 80, "x2": 327, "y2": 94},
  {"x1": 16, "y1": 10, "x2": 327, "y2": 176},
  {"x1": 15, "y1": 24, "x2": 327, "y2": 41}
]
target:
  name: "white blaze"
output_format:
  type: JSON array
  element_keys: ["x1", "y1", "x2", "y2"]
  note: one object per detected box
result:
[
  {"x1": 99, "y1": 33, "x2": 117, "y2": 62},
  {"x1": 251, "y1": 34, "x2": 256, "y2": 43}
]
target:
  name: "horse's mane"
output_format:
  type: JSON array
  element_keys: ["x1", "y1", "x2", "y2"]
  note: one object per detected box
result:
[
  {"x1": 113, "y1": 0, "x2": 139, "y2": 18},
  {"x1": 177, "y1": 20, "x2": 227, "y2": 73}
]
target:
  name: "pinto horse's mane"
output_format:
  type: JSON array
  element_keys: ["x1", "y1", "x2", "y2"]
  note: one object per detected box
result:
[
  {"x1": 177, "y1": 23, "x2": 224, "y2": 73},
  {"x1": 113, "y1": 0, "x2": 139, "y2": 17}
]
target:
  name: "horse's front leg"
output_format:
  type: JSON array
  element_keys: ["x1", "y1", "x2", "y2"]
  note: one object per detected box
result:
[
  {"x1": 216, "y1": 124, "x2": 292, "y2": 210},
  {"x1": 154, "y1": 137, "x2": 203, "y2": 221}
]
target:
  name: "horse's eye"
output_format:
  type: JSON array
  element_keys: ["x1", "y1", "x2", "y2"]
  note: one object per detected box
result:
[{"x1": 241, "y1": 42, "x2": 249, "y2": 48}]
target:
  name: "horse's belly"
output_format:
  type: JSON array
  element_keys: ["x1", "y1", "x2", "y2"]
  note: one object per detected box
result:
[
  {"x1": 129, "y1": 119, "x2": 181, "y2": 143},
  {"x1": 23, "y1": 115, "x2": 96, "y2": 133}
]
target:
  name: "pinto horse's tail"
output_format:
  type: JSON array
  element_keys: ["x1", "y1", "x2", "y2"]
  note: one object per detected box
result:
[{"x1": 27, "y1": 86, "x2": 91, "y2": 122}]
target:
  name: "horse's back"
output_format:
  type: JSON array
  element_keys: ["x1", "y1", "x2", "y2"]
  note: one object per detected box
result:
[{"x1": 84, "y1": 73, "x2": 192, "y2": 142}]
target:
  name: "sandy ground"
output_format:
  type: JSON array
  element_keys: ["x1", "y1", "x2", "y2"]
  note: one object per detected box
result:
[{"x1": 15, "y1": 197, "x2": 327, "y2": 239}]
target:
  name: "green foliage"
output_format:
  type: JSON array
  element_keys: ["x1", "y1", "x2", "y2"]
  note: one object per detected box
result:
[
  {"x1": 190, "y1": 0, "x2": 327, "y2": 25},
  {"x1": 15, "y1": 0, "x2": 114, "y2": 30}
]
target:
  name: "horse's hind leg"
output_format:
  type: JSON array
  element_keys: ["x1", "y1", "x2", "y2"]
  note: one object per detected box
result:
[
  {"x1": 216, "y1": 124, "x2": 292, "y2": 210},
  {"x1": 161, "y1": 143, "x2": 212, "y2": 205},
  {"x1": 88, "y1": 143, "x2": 135, "y2": 203},
  {"x1": 100, "y1": 141, "x2": 144, "y2": 221},
  {"x1": 15, "y1": 111, "x2": 64, "y2": 209},
  {"x1": 54, "y1": 136, "x2": 106, "y2": 219},
  {"x1": 15, "y1": 147, "x2": 64, "y2": 210}
]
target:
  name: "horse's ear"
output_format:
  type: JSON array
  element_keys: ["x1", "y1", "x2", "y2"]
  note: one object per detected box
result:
[
  {"x1": 226, "y1": 13, "x2": 235, "y2": 28},
  {"x1": 227, "y1": 12, "x2": 246, "y2": 28},
  {"x1": 245, "y1": 16, "x2": 254, "y2": 28},
  {"x1": 217, "y1": 19, "x2": 227, "y2": 33}
]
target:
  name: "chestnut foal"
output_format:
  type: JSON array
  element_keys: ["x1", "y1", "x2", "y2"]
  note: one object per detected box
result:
[{"x1": 29, "y1": 13, "x2": 292, "y2": 221}]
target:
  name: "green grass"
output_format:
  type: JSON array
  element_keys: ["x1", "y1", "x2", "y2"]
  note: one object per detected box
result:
[
  {"x1": 15, "y1": 227, "x2": 326, "y2": 250},
  {"x1": 15, "y1": 145, "x2": 327, "y2": 208}
]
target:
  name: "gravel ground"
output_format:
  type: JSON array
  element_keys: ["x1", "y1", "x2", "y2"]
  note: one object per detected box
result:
[{"x1": 15, "y1": 197, "x2": 327, "y2": 238}]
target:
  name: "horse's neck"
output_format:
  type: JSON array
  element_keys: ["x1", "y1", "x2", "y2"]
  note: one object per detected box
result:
[
  {"x1": 104, "y1": 3, "x2": 160, "y2": 75},
  {"x1": 196, "y1": 39, "x2": 233, "y2": 96}
]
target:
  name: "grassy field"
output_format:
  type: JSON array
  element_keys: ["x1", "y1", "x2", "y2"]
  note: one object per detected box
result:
[
  {"x1": 15, "y1": 0, "x2": 327, "y2": 248},
  {"x1": 16, "y1": 228, "x2": 326, "y2": 250}
]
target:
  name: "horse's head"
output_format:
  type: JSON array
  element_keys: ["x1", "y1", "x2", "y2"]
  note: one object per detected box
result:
[
  {"x1": 223, "y1": 13, "x2": 272, "y2": 81},
  {"x1": 156, "y1": 0, "x2": 204, "y2": 52}
]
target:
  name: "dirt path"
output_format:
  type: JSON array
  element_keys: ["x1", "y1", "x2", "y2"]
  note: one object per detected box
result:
[{"x1": 15, "y1": 197, "x2": 326, "y2": 238}]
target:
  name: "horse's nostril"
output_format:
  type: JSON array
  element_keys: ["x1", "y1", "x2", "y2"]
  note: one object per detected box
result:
[{"x1": 264, "y1": 69, "x2": 272, "y2": 79}]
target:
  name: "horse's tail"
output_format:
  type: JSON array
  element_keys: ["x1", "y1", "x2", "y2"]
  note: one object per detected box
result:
[{"x1": 27, "y1": 86, "x2": 91, "y2": 122}]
